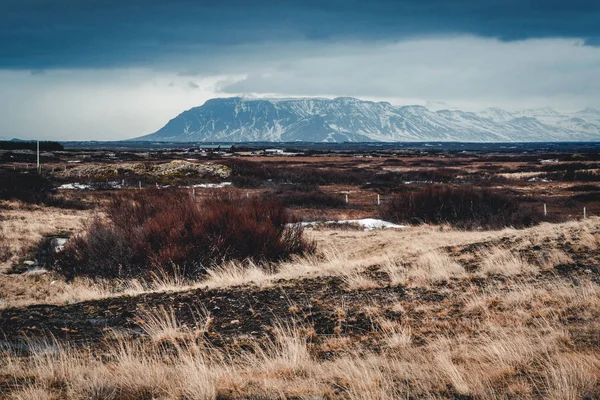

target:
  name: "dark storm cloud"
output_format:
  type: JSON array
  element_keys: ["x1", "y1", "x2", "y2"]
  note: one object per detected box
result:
[{"x1": 1, "y1": 0, "x2": 599, "y2": 69}]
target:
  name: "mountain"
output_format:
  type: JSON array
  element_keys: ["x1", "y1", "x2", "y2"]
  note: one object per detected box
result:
[{"x1": 135, "y1": 97, "x2": 600, "y2": 142}]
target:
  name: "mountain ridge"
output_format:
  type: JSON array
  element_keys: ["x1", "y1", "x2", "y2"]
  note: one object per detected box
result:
[{"x1": 135, "y1": 97, "x2": 600, "y2": 143}]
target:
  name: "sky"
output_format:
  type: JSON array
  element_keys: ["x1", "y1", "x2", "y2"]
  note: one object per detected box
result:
[{"x1": 1, "y1": 0, "x2": 600, "y2": 140}]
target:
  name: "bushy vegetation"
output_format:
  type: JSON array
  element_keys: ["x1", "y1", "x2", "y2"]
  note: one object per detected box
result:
[
  {"x1": 543, "y1": 169, "x2": 600, "y2": 182},
  {"x1": 381, "y1": 186, "x2": 544, "y2": 229},
  {"x1": 227, "y1": 159, "x2": 460, "y2": 188},
  {"x1": 267, "y1": 184, "x2": 346, "y2": 208},
  {"x1": 0, "y1": 169, "x2": 89, "y2": 209},
  {"x1": 0, "y1": 169, "x2": 54, "y2": 203},
  {"x1": 52, "y1": 189, "x2": 314, "y2": 279},
  {"x1": 569, "y1": 184, "x2": 600, "y2": 192}
]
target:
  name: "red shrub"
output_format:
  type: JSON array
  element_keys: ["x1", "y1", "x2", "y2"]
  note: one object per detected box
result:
[{"x1": 53, "y1": 189, "x2": 314, "y2": 279}]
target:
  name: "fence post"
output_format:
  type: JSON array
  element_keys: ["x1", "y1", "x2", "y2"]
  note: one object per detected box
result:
[
  {"x1": 584, "y1": 207, "x2": 587, "y2": 219},
  {"x1": 377, "y1": 194, "x2": 381, "y2": 206},
  {"x1": 544, "y1": 204, "x2": 547, "y2": 217},
  {"x1": 345, "y1": 194, "x2": 349, "y2": 204},
  {"x1": 138, "y1": 181, "x2": 142, "y2": 190}
]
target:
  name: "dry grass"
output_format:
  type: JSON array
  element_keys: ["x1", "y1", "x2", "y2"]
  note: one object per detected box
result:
[
  {"x1": 343, "y1": 270, "x2": 381, "y2": 290},
  {"x1": 136, "y1": 305, "x2": 212, "y2": 344},
  {"x1": 479, "y1": 247, "x2": 538, "y2": 276},
  {"x1": 2, "y1": 319, "x2": 598, "y2": 400},
  {"x1": 378, "y1": 318, "x2": 413, "y2": 349},
  {"x1": 3, "y1": 216, "x2": 600, "y2": 309},
  {"x1": 1, "y1": 207, "x2": 599, "y2": 399},
  {"x1": 0, "y1": 204, "x2": 90, "y2": 271}
]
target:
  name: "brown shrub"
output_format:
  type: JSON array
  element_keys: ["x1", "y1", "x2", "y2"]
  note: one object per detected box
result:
[
  {"x1": 227, "y1": 159, "x2": 459, "y2": 189},
  {"x1": 380, "y1": 186, "x2": 544, "y2": 230},
  {"x1": 52, "y1": 189, "x2": 315, "y2": 279},
  {"x1": 267, "y1": 184, "x2": 346, "y2": 208}
]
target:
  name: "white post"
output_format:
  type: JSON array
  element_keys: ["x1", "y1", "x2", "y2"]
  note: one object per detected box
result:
[
  {"x1": 345, "y1": 194, "x2": 349, "y2": 204},
  {"x1": 544, "y1": 204, "x2": 547, "y2": 217},
  {"x1": 138, "y1": 181, "x2": 142, "y2": 190},
  {"x1": 584, "y1": 207, "x2": 587, "y2": 219},
  {"x1": 377, "y1": 194, "x2": 381, "y2": 206},
  {"x1": 36, "y1": 140, "x2": 40, "y2": 173},
  {"x1": 192, "y1": 188, "x2": 196, "y2": 198}
]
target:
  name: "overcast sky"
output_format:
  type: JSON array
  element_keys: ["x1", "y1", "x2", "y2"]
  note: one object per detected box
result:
[{"x1": 1, "y1": 0, "x2": 600, "y2": 140}]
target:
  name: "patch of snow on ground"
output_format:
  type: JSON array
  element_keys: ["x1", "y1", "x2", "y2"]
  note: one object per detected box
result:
[
  {"x1": 188, "y1": 182, "x2": 233, "y2": 188},
  {"x1": 57, "y1": 183, "x2": 92, "y2": 190},
  {"x1": 296, "y1": 218, "x2": 406, "y2": 231}
]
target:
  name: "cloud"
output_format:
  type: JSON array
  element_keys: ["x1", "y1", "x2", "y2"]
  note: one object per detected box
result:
[
  {"x1": 216, "y1": 37, "x2": 600, "y2": 111},
  {"x1": 0, "y1": 70, "x2": 226, "y2": 140},
  {"x1": 1, "y1": 0, "x2": 599, "y2": 69},
  {"x1": 1, "y1": 37, "x2": 600, "y2": 141}
]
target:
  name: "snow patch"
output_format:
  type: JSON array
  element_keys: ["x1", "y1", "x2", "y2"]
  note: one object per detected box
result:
[
  {"x1": 295, "y1": 218, "x2": 406, "y2": 231},
  {"x1": 57, "y1": 183, "x2": 92, "y2": 190},
  {"x1": 188, "y1": 182, "x2": 232, "y2": 188}
]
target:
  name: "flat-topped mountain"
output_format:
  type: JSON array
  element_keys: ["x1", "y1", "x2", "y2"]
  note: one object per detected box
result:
[{"x1": 135, "y1": 97, "x2": 600, "y2": 142}]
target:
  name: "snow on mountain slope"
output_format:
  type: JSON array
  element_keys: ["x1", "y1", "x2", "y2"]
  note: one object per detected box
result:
[{"x1": 135, "y1": 97, "x2": 600, "y2": 142}]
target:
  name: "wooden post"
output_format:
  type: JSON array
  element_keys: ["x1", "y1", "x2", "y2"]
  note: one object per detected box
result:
[
  {"x1": 138, "y1": 181, "x2": 142, "y2": 190},
  {"x1": 345, "y1": 194, "x2": 349, "y2": 204},
  {"x1": 584, "y1": 207, "x2": 587, "y2": 219},
  {"x1": 377, "y1": 194, "x2": 381, "y2": 206},
  {"x1": 192, "y1": 188, "x2": 196, "y2": 198},
  {"x1": 36, "y1": 141, "x2": 40, "y2": 174},
  {"x1": 544, "y1": 204, "x2": 547, "y2": 217}
]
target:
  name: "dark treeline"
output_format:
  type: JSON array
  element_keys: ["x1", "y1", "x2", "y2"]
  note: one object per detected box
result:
[{"x1": 0, "y1": 141, "x2": 64, "y2": 151}]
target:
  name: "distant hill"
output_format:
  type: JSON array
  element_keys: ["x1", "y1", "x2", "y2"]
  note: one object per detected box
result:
[{"x1": 135, "y1": 97, "x2": 600, "y2": 142}]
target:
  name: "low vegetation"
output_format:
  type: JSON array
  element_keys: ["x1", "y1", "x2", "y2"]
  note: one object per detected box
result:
[
  {"x1": 0, "y1": 169, "x2": 89, "y2": 209},
  {"x1": 267, "y1": 184, "x2": 347, "y2": 208},
  {"x1": 1, "y1": 151, "x2": 599, "y2": 399},
  {"x1": 1, "y1": 218, "x2": 599, "y2": 399},
  {"x1": 52, "y1": 190, "x2": 314, "y2": 280},
  {"x1": 381, "y1": 186, "x2": 545, "y2": 229}
]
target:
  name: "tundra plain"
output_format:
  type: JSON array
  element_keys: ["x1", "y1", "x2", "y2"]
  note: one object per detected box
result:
[{"x1": 0, "y1": 146, "x2": 599, "y2": 399}]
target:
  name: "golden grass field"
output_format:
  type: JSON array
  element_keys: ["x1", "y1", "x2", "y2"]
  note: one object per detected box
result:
[{"x1": 1, "y1": 199, "x2": 598, "y2": 399}]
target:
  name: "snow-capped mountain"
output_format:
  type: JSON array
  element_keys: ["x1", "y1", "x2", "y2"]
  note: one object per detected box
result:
[{"x1": 135, "y1": 97, "x2": 600, "y2": 142}]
